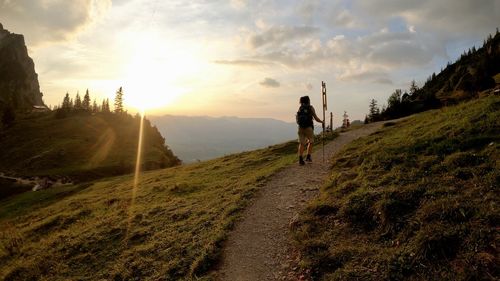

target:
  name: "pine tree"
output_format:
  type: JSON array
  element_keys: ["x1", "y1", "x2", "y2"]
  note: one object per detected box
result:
[
  {"x1": 62, "y1": 92, "x2": 71, "y2": 110},
  {"x1": 368, "y1": 99, "x2": 379, "y2": 122},
  {"x1": 114, "y1": 87, "x2": 124, "y2": 114},
  {"x1": 82, "y1": 89, "x2": 91, "y2": 111},
  {"x1": 409, "y1": 80, "x2": 419, "y2": 95},
  {"x1": 74, "y1": 92, "x2": 82, "y2": 110},
  {"x1": 92, "y1": 99, "x2": 98, "y2": 112},
  {"x1": 102, "y1": 98, "x2": 110, "y2": 113}
]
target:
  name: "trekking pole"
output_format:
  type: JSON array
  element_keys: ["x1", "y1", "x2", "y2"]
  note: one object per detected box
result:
[{"x1": 321, "y1": 81, "x2": 327, "y2": 163}]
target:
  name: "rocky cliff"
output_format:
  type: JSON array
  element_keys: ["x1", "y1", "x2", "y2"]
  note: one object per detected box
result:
[{"x1": 0, "y1": 23, "x2": 44, "y2": 111}]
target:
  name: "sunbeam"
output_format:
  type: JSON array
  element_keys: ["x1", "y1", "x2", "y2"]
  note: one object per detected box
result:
[{"x1": 126, "y1": 109, "x2": 145, "y2": 239}]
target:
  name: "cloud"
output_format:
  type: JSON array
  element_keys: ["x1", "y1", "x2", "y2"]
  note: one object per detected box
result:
[
  {"x1": 248, "y1": 25, "x2": 319, "y2": 49},
  {"x1": 333, "y1": 9, "x2": 361, "y2": 28},
  {"x1": 305, "y1": 82, "x2": 313, "y2": 91},
  {"x1": 297, "y1": 0, "x2": 320, "y2": 23},
  {"x1": 230, "y1": 0, "x2": 247, "y2": 10},
  {"x1": 213, "y1": 59, "x2": 274, "y2": 66},
  {"x1": 373, "y1": 78, "x2": 393, "y2": 85},
  {"x1": 259, "y1": 77, "x2": 280, "y2": 88},
  {"x1": 338, "y1": 68, "x2": 392, "y2": 85},
  {"x1": 0, "y1": 0, "x2": 111, "y2": 46},
  {"x1": 355, "y1": 0, "x2": 500, "y2": 35}
]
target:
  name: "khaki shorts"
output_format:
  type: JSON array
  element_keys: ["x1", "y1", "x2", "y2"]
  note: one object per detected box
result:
[{"x1": 298, "y1": 127, "x2": 314, "y2": 145}]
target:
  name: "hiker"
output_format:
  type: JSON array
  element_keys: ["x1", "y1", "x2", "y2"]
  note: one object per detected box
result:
[{"x1": 296, "y1": 95, "x2": 324, "y2": 165}]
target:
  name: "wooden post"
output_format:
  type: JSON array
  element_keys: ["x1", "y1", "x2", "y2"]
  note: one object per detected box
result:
[
  {"x1": 321, "y1": 81, "x2": 327, "y2": 163},
  {"x1": 330, "y1": 112, "x2": 333, "y2": 131}
]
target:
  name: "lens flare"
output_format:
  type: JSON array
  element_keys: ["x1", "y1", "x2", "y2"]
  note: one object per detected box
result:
[{"x1": 126, "y1": 109, "x2": 145, "y2": 239}]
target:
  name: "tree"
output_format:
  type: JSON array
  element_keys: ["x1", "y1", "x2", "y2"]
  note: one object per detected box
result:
[
  {"x1": 102, "y1": 98, "x2": 110, "y2": 113},
  {"x1": 388, "y1": 89, "x2": 402, "y2": 109},
  {"x1": 92, "y1": 99, "x2": 99, "y2": 112},
  {"x1": 409, "y1": 80, "x2": 419, "y2": 95},
  {"x1": 114, "y1": 87, "x2": 124, "y2": 114},
  {"x1": 74, "y1": 92, "x2": 82, "y2": 110},
  {"x1": 82, "y1": 89, "x2": 91, "y2": 111},
  {"x1": 62, "y1": 92, "x2": 71, "y2": 110},
  {"x1": 368, "y1": 99, "x2": 379, "y2": 122}
]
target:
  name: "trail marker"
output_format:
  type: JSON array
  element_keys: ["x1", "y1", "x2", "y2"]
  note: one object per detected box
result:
[{"x1": 321, "y1": 81, "x2": 327, "y2": 163}]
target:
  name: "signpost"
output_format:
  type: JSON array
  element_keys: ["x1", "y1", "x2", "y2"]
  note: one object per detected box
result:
[{"x1": 321, "y1": 81, "x2": 327, "y2": 163}]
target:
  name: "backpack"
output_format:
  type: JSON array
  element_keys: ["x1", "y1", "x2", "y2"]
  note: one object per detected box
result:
[{"x1": 296, "y1": 105, "x2": 313, "y2": 128}]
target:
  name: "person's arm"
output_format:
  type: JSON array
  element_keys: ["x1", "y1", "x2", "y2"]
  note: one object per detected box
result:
[{"x1": 311, "y1": 106, "x2": 324, "y2": 123}]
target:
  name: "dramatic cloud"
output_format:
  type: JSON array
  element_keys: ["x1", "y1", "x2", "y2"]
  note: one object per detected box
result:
[
  {"x1": 259, "y1": 77, "x2": 280, "y2": 88},
  {"x1": 248, "y1": 25, "x2": 319, "y2": 49},
  {"x1": 4, "y1": 0, "x2": 498, "y2": 121},
  {"x1": 354, "y1": 0, "x2": 500, "y2": 35},
  {"x1": 0, "y1": 0, "x2": 111, "y2": 46}
]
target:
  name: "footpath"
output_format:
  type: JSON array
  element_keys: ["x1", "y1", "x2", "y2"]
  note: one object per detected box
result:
[{"x1": 216, "y1": 122, "x2": 387, "y2": 280}]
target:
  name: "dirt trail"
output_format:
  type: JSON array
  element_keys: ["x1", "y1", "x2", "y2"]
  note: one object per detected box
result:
[{"x1": 216, "y1": 122, "x2": 387, "y2": 281}]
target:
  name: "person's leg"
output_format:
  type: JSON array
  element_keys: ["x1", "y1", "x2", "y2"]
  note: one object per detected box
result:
[
  {"x1": 298, "y1": 128, "x2": 306, "y2": 165},
  {"x1": 307, "y1": 141, "x2": 313, "y2": 154},
  {"x1": 298, "y1": 143, "x2": 305, "y2": 165},
  {"x1": 299, "y1": 143, "x2": 305, "y2": 155},
  {"x1": 305, "y1": 128, "x2": 314, "y2": 162}
]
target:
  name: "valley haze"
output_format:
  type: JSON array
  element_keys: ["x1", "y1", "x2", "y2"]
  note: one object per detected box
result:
[{"x1": 150, "y1": 115, "x2": 302, "y2": 162}]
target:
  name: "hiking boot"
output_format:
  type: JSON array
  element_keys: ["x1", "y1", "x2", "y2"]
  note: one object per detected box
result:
[
  {"x1": 299, "y1": 156, "x2": 305, "y2": 166},
  {"x1": 305, "y1": 154, "x2": 312, "y2": 162}
]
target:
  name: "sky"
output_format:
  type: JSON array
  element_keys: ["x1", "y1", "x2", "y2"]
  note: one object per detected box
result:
[{"x1": 1, "y1": 0, "x2": 499, "y2": 123}]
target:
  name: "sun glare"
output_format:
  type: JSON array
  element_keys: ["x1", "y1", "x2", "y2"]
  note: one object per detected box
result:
[{"x1": 120, "y1": 30, "x2": 198, "y2": 112}]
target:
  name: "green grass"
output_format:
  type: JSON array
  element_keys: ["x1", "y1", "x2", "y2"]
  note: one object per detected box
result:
[
  {"x1": 0, "y1": 137, "x2": 313, "y2": 280},
  {"x1": 293, "y1": 95, "x2": 499, "y2": 280},
  {"x1": 0, "y1": 112, "x2": 179, "y2": 181}
]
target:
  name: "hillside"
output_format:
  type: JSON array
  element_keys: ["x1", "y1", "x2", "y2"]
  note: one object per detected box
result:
[
  {"x1": 293, "y1": 95, "x2": 499, "y2": 280},
  {"x1": 0, "y1": 138, "x2": 300, "y2": 280},
  {"x1": 0, "y1": 96, "x2": 497, "y2": 280},
  {"x1": 377, "y1": 30, "x2": 500, "y2": 121},
  {"x1": 150, "y1": 115, "x2": 297, "y2": 162},
  {"x1": 0, "y1": 111, "x2": 180, "y2": 181}
]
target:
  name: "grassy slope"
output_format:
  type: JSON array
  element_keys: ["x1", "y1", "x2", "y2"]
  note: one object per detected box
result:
[
  {"x1": 0, "y1": 112, "x2": 179, "y2": 180},
  {"x1": 0, "y1": 138, "x2": 306, "y2": 280},
  {"x1": 293, "y1": 95, "x2": 499, "y2": 280}
]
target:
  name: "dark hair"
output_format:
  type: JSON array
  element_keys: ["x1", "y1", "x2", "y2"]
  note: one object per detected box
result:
[{"x1": 300, "y1": 96, "x2": 310, "y2": 105}]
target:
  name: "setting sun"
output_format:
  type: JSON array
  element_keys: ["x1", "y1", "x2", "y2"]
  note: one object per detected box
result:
[{"x1": 120, "y1": 30, "x2": 200, "y2": 111}]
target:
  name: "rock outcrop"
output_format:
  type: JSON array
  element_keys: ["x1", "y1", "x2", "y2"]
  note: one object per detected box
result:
[{"x1": 0, "y1": 23, "x2": 44, "y2": 111}]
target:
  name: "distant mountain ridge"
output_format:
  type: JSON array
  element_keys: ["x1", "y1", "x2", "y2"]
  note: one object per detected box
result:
[{"x1": 149, "y1": 115, "x2": 299, "y2": 162}]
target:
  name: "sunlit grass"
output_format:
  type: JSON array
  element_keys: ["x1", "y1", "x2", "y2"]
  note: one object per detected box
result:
[
  {"x1": 0, "y1": 137, "x2": 308, "y2": 280},
  {"x1": 293, "y1": 95, "x2": 499, "y2": 280}
]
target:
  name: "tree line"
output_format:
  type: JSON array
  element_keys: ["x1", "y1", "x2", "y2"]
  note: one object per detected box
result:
[{"x1": 55, "y1": 87, "x2": 124, "y2": 118}]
